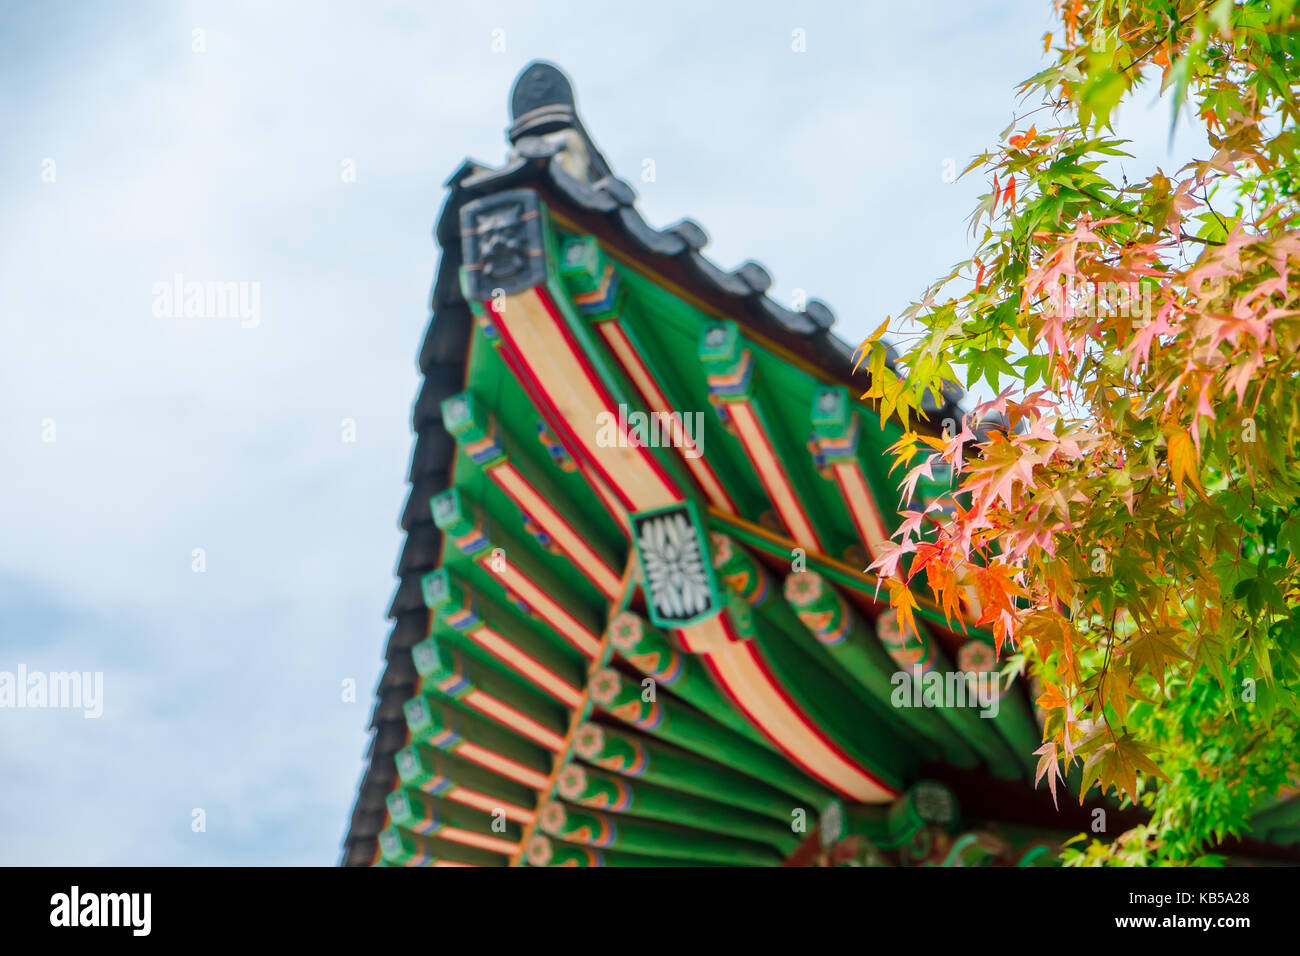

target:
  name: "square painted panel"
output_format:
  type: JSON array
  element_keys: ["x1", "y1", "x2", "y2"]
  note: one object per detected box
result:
[{"x1": 629, "y1": 500, "x2": 722, "y2": 628}]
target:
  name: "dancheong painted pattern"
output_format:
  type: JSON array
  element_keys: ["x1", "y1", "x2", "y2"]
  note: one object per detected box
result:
[{"x1": 340, "y1": 62, "x2": 1300, "y2": 868}]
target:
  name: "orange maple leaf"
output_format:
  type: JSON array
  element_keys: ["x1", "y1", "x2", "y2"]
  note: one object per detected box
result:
[
  {"x1": 926, "y1": 562, "x2": 966, "y2": 626},
  {"x1": 1166, "y1": 427, "x2": 1202, "y2": 493},
  {"x1": 1035, "y1": 684, "x2": 1068, "y2": 712},
  {"x1": 885, "y1": 578, "x2": 920, "y2": 641},
  {"x1": 1062, "y1": 0, "x2": 1084, "y2": 46},
  {"x1": 1009, "y1": 125, "x2": 1038, "y2": 149},
  {"x1": 971, "y1": 561, "x2": 1027, "y2": 654}
]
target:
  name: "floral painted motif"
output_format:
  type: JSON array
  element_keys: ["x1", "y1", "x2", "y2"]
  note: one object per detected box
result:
[
  {"x1": 607, "y1": 613, "x2": 642, "y2": 652},
  {"x1": 957, "y1": 640, "x2": 1003, "y2": 701},
  {"x1": 538, "y1": 800, "x2": 568, "y2": 835},
  {"x1": 557, "y1": 764, "x2": 588, "y2": 801},
  {"x1": 589, "y1": 668, "x2": 623, "y2": 708},
  {"x1": 573, "y1": 722, "x2": 605, "y2": 761},
  {"x1": 525, "y1": 834, "x2": 553, "y2": 866}
]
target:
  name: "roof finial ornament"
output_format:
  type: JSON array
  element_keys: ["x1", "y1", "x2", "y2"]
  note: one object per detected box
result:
[
  {"x1": 511, "y1": 61, "x2": 574, "y2": 123},
  {"x1": 506, "y1": 60, "x2": 611, "y2": 186},
  {"x1": 509, "y1": 60, "x2": 578, "y2": 140}
]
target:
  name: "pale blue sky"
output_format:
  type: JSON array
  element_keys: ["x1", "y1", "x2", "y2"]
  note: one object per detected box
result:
[{"x1": 0, "y1": 1, "x2": 1198, "y2": 864}]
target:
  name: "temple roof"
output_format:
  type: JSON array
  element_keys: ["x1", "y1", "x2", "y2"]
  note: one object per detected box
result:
[
  {"x1": 338, "y1": 61, "x2": 1300, "y2": 868},
  {"x1": 340, "y1": 60, "x2": 920, "y2": 866}
]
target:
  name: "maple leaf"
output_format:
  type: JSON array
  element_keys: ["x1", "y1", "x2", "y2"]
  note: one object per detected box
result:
[
  {"x1": 1001, "y1": 175, "x2": 1017, "y2": 209},
  {"x1": 1006, "y1": 389, "x2": 1055, "y2": 429},
  {"x1": 1121, "y1": 625, "x2": 1191, "y2": 691},
  {"x1": 973, "y1": 386, "x2": 1018, "y2": 421},
  {"x1": 906, "y1": 539, "x2": 948, "y2": 583},
  {"x1": 1094, "y1": 666, "x2": 1138, "y2": 725},
  {"x1": 856, "y1": 318, "x2": 892, "y2": 370},
  {"x1": 898, "y1": 457, "x2": 935, "y2": 506},
  {"x1": 1062, "y1": 0, "x2": 1082, "y2": 45},
  {"x1": 884, "y1": 578, "x2": 920, "y2": 640},
  {"x1": 1080, "y1": 734, "x2": 1168, "y2": 806},
  {"x1": 1125, "y1": 306, "x2": 1178, "y2": 373},
  {"x1": 971, "y1": 561, "x2": 1027, "y2": 654},
  {"x1": 926, "y1": 561, "x2": 966, "y2": 626},
  {"x1": 1035, "y1": 684, "x2": 1068, "y2": 712},
  {"x1": 867, "y1": 538, "x2": 916, "y2": 581},
  {"x1": 1221, "y1": 359, "x2": 1258, "y2": 409},
  {"x1": 1191, "y1": 377, "x2": 1217, "y2": 448},
  {"x1": 884, "y1": 430, "x2": 922, "y2": 472},
  {"x1": 1034, "y1": 740, "x2": 1065, "y2": 810},
  {"x1": 894, "y1": 509, "x2": 928, "y2": 542},
  {"x1": 964, "y1": 433, "x2": 1044, "y2": 511},
  {"x1": 879, "y1": 0, "x2": 1300, "y2": 864},
  {"x1": 940, "y1": 419, "x2": 977, "y2": 473},
  {"x1": 1165, "y1": 428, "x2": 1202, "y2": 494},
  {"x1": 1021, "y1": 609, "x2": 1074, "y2": 662},
  {"x1": 1009, "y1": 125, "x2": 1038, "y2": 150}
]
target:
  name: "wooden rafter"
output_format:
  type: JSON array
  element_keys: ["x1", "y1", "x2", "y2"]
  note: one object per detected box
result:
[
  {"x1": 558, "y1": 234, "x2": 740, "y2": 514},
  {"x1": 432, "y1": 487, "x2": 603, "y2": 659},
  {"x1": 457, "y1": 188, "x2": 903, "y2": 805},
  {"x1": 442, "y1": 388, "x2": 626, "y2": 600},
  {"x1": 423, "y1": 567, "x2": 586, "y2": 708},
  {"x1": 700, "y1": 320, "x2": 828, "y2": 551}
]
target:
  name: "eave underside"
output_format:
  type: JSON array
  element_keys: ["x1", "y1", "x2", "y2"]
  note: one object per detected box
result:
[{"x1": 342, "y1": 158, "x2": 1300, "y2": 868}]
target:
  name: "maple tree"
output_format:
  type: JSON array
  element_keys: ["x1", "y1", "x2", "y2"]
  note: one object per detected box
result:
[{"x1": 861, "y1": 0, "x2": 1300, "y2": 864}]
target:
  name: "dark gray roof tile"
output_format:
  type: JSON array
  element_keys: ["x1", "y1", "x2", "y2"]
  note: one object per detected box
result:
[
  {"x1": 548, "y1": 161, "x2": 621, "y2": 212},
  {"x1": 616, "y1": 207, "x2": 686, "y2": 255},
  {"x1": 368, "y1": 688, "x2": 411, "y2": 729},
  {"x1": 406, "y1": 430, "x2": 453, "y2": 482},
  {"x1": 685, "y1": 251, "x2": 752, "y2": 297},
  {"x1": 418, "y1": 305, "x2": 473, "y2": 370},
  {"x1": 386, "y1": 574, "x2": 427, "y2": 619},
  {"x1": 412, "y1": 364, "x2": 463, "y2": 429},
  {"x1": 596, "y1": 176, "x2": 637, "y2": 206},
  {"x1": 667, "y1": 219, "x2": 709, "y2": 250},
  {"x1": 395, "y1": 524, "x2": 440, "y2": 575},
  {"x1": 386, "y1": 611, "x2": 429, "y2": 652},
  {"x1": 734, "y1": 261, "x2": 773, "y2": 294},
  {"x1": 805, "y1": 300, "x2": 836, "y2": 331},
  {"x1": 399, "y1": 475, "x2": 446, "y2": 530}
]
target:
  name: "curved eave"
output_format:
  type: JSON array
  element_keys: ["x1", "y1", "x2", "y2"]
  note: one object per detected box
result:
[{"x1": 340, "y1": 164, "x2": 481, "y2": 867}]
